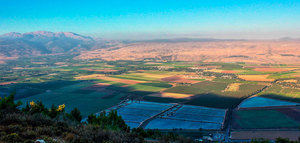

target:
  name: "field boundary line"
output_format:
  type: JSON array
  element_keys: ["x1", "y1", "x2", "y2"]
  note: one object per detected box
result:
[
  {"x1": 138, "y1": 103, "x2": 181, "y2": 129},
  {"x1": 159, "y1": 117, "x2": 223, "y2": 124},
  {"x1": 238, "y1": 105, "x2": 300, "y2": 110},
  {"x1": 173, "y1": 112, "x2": 225, "y2": 118}
]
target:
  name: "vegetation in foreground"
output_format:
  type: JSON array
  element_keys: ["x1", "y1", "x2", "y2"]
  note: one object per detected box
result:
[{"x1": 0, "y1": 93, "x2": 192, "y2": 143}]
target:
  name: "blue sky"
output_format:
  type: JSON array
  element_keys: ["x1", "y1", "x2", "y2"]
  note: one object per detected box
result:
[{"x1": 1, "y1": 0, "x2": 300, "y2": 39}]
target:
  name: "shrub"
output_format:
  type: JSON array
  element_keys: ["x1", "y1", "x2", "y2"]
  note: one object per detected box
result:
[
  {"x1": 87, "y1": 110, "x2": 129, "y2": 131},
  {"x1": 0, "y1": 93, "x2": 22, "y2": 113},
  {"x1": 66, "y1": 108, "x2": 82, "y2": 122}
]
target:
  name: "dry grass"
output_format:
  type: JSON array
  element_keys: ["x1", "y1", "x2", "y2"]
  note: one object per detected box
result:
[
  {"x1": 238, "y1": 74, "x2": 274, "y2": 82},
  {"x1": 282, "y1": 79, "x2": 298, "y2": 83},
  {"x1": 74, "y1": 74, "x2": 104, "y2": 80},
  {"x1": 223, "y1": 83, "x2": 242, "y2": 92},
  {"x1": 0, "y1": 81, "x2": 17, "y2": 85},
  {"x1": 134, "y1": 73, "x2": 177, "y2": 79},
  {"x1": 149, "y1": 92, "x2": 194, "y2": 99},
  {"x1": 75, "y1": 74, "x2": 146, "y2": 84},
  {"x1": 221, "y1": 70, "x2": 241, "y2": 74},
  {"x1": 161, "y1": 75, "x2": 200, "y2": 84},
  {"x1": 54, "y1": 62, "x2": 66, "y2": 65},
  {"x1": 95, "y1": 82, "x2": 112, "y2": 86}
]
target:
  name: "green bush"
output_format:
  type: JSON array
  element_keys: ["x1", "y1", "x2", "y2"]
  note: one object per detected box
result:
[
  {"x1": 0, "y1": 93, "x2": 22, "y2": 113},
  {"x1": 0, "y1": 93, "x2": 188, "y2": 142}
]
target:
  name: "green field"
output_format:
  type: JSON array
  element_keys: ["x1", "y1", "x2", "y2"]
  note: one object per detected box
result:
[
  {"x1": 17, "y1": 81, "x2": 127, "y2": 117},
  {"x1": 128, "y1": 84, "x2": 166, "y2": 92},
  {"x1": 164, "y1": 81, "x2": 228, "y2": 95},
  {"x1": 0, "y1": 56, "x2": 298, "y2": 116},
  {"x1": 160, "y1": 80, "x2": 265, "y2": 108},
  {"x1": 258, "y1": 84, "x2": 300, "y2": 103},
  {"x1": 234, "y1": 109, "x2": 300, "y2": 129}
]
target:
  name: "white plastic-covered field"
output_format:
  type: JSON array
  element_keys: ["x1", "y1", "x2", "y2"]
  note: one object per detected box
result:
[
  {"x1": 106, "y1": 101, "x2": 227, "y2": 130},
  {"x1": 116, "y1": 101, "x2": 173, "y2": 128},
  {"x1": 238, "y1": 97, "x2": 299, "y2": 108},
  {"x1": 145, "y1": 105, "x2": 227, "y2": 130}
]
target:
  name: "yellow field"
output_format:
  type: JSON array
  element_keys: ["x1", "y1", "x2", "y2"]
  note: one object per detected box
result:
[
  {"x1": 132, "y1": 72, "x2": 179, "y2": 79},
  {"x1": 238, "y1": 74, "x2": 274, "y2": 82},
  {"x1": 205, "y1": 69, "x2": 245, "y2": 74},
  {"x1": 292, "y1": 70, "x2": 300, "y2": 77},
  {"x1": 75, "y1": 74, "x2": 146, "y2": 84},
  {"x1": 281, "y1": 79, "x2": 298, "y2": 83},
  {"x1": 74, "y1": 74, "x2": 104, "y2": 80},
  {"x1": 223, "y1": 83, "x2": 242, "y2": 92},
  {"x1": 204, "y1": 69, "x2": 223, "y2": 73},
  {"x1": 0, "y1": 81, "x2": 17, "y2": 85},
  {"x1": 149, "y1": 92, "x2": 194, "y2": 99}
]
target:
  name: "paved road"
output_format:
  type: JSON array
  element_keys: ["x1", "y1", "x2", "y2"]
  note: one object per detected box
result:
[
  {"x1": 138, "y1": 103, "x2": 180, "y2": 128},
  {"x1": 223, "y1": 81, "x2": 277, "y2": 142}
]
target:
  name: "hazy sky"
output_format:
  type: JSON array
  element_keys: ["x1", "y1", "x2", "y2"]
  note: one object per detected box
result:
[{"x1": 1, "y1": 0, "x2": 300, "y2": 39}]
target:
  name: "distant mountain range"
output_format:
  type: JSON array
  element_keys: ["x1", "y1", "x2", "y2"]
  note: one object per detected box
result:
[
  {"x1": 0, "y1": 31, "x2": 299, "y2": 64},
  {"x1": 0, "y1": 31, "x2": 95, "y2": 58}
]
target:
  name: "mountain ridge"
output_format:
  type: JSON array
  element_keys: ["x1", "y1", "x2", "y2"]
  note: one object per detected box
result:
[{"x1": 0, "y1": 31, "x2": 95, "y2": 58}]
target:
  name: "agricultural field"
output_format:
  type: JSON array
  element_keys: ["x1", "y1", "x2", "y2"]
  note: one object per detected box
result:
[
  {"x1": 145, "y1": 105, "x2": 227, "y2": 130},
  {"x1": 232, "y1": 107, "x2": 300, "y2": 129},
  {"x1": 104, "y1": 101, "x2": 227, "y2": 130},
  {"x1": 258, "y1": 84, "x2": 300, "y2": 102},
  {"x1": 238, "y1": 97, "x2": 299, "y2": 108},
  {"x1": 238, "y1": 74, "x2": 274, "y2": 82},
  {"x1": 17, "y1": 81, "x2": 129, "y2": 117},
  {"x1": 163, "y1": 80, "x2": 266, "y2": 108},
  {"x1": 0, "y1": 55, "x2": 299, "y2": 117}
]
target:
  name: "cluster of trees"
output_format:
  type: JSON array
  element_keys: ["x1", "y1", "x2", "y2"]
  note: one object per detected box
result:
[
  {"x1": 0, "y1": 93, "x2": 81, "y2": 123},
  {"x1": 197, "y1": 71, "x2": 240, "y2": 80}
]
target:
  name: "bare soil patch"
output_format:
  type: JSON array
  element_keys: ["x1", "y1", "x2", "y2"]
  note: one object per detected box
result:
[
  {"x1": 161, "y1": 76, "x2": 181, "y2": 82},
  {"x1": 223, "y1": 83, "x2": 242, "y2": 92},
  {"x1": 238, "y1": 74, "x2": 274, "y2": 82},
  {"x1": 149, "y1": 92, "x2": 194, "y2": 99},
  {"x1": 0, "y1": 81, "x2": 17, "y2": 85},
  {"x1": 221, "y1": 70, "x2": 239, "y2": 74},
  {"x1": 75, "y1": 74, "x2": 145, "y2": 84},
  {"x1": 161, "y1": 75, "x2": 200, "y2": 84}
]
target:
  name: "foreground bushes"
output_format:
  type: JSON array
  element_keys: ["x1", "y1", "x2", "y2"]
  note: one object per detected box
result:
[
  {"x1": 0, "y1": 94, "x2": 192, "y2": 142},
  {"x1": 0, "y1": 112, "x2": 142, "y2": 142}
]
